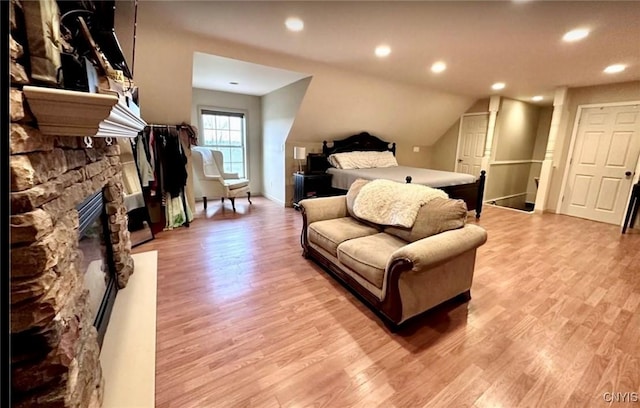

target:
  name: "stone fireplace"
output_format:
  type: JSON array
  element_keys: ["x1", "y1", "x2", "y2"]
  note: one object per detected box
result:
[
  {"x1": 77, "y1": 191, "x2": 118, "y2": 347},
  {"x1": 10, "y1": 3, "x2": 140, "y2": 405}
]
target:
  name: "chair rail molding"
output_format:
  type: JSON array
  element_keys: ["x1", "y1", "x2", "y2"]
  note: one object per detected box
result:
[{"x1": 22, "y1": 86, "x2": 146, "y2": 138}]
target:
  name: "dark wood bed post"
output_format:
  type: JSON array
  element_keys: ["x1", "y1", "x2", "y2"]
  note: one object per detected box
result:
[{"x1": 476, "y1": 170, "x2": 486, "y2": 219}]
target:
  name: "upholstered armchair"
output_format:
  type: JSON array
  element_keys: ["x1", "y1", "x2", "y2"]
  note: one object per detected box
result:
[{"x1": 191, "y1": 146, "x2": 252, "y2": 212}]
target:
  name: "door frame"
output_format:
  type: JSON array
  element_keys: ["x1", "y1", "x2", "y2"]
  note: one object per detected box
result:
[
  {"x1": 455, "y1": 112, "x2": 490, "y2": 171},
  {"x1": 557, "y1": 100, "x2": 640, "y2": 225}
]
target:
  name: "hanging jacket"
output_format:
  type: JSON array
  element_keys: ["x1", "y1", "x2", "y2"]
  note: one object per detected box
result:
[{"x1": 158, "y1": 128, "x2": 188, "y2": 198}]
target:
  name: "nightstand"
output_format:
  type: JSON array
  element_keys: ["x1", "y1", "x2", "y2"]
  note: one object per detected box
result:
[{"x1": 293, "y1": 173, "x2": 333, "y2": 208}]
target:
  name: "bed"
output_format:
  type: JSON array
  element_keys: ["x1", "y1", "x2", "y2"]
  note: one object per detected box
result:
[{"x1": 321, "y1": 132, "x2": 486, "y2": 218}]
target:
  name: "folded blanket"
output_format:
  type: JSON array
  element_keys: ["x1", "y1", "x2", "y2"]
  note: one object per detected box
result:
[{"x1": 352, "y1": 179, "x2": 448, "y2": 227}]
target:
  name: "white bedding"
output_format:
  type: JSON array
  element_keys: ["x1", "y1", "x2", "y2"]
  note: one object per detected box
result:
[{"x1": 327, "y1": 166, "x2": 476, "y2": 190}]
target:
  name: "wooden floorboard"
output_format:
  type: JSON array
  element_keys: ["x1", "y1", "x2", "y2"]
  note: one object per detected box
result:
[{"x1": 132, "y1": 197, "x2": 640, "y2": 408}]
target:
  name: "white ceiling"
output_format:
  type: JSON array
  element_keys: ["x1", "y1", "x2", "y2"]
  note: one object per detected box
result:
[
  {"x1": 192, "y1": 52, "x2": 310, "y2": 96},
  {"x1": 150, "y1": 1, "x2": 640, "y2": 104}
]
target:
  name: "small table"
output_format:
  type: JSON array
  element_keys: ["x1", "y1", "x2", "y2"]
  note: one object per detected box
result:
[
  {"x1": 622, "y1": 182, "x2": 640, "y2": 234},
  {"x1": 293, "y1": 172, "x2": 333, "y2": 208}
]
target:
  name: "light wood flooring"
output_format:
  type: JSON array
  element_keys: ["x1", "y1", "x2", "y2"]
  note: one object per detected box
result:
[{"x1": 133, "y1": 197, "x2": 640, "y2": 408}]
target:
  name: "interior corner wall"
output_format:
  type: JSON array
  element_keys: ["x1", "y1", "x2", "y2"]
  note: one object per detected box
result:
[
  {"x1": 492, "y1": 98, "x2": 540, "y2": 161},
  {"x1": 430, "y1": 98, "x2": 490, "y2": 171},
  {"x1": 263, "y1": 78, "x2": 312, "y2": 206},
  {"x1": 484, "y1": 98, "x2": 541, "y2": 201},
  {"x1": 546, "y1": 80, "x2": 640, "y2": 213},
  {"x1": 525, "y1": 106, "x2": 553, "y2": 202},
  {"x1": 191, "y1": 88, "x2": 263, "y2": 195}
]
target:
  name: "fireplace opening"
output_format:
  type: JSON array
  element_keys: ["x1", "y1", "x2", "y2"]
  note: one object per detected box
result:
[{"x1": 77, "y1": 191, "x2": 118, "y2": 347}]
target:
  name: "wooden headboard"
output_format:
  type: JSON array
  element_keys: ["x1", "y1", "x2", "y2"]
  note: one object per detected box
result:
[{"x1": 322, "y1": 132, "x2": 396, "y2": 156}]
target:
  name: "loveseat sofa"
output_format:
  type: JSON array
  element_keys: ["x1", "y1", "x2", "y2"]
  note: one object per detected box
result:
[{"x1": 299, "y1": 179, "x2": 488, "y2": 326}]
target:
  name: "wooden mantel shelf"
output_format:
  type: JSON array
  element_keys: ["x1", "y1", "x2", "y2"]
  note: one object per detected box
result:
[{"x1": 22, "y1": 86, "x2": 147, "y2": 138}]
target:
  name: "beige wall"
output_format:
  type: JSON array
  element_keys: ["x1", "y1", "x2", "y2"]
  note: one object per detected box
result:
[
  {"x1": 264, "y1": 78, "x2": 312, "y2": 206},
  {"x1": 191, "y1": 88, "x2": 263, "y2": 195},
  {"x1": 525, "y1": 106, "x2": 553, "y2": 203},
  {"x1": 130, "y1": 2, "x2": 475, "y2": 205},
  {"x1": 546, "y1": 81, "x2": 640, "y2": 212},
  {"x1": 492, "y1": 98, "x2": 540, "y2": 161},
  {"x1": 485, "y1": 98, "x2": 547, "y2": 201},
  {"x1": 430, "y1": 98, "x2": 489, "y2": 171},
  {"x1": 485, "y1": 163, "x2": 532, "y2": 202}
]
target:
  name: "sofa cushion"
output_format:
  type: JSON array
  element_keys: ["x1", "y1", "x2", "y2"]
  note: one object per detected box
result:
[
  {"x1": 384, "y1": 197, "x2": 467, "y2": 242},
  {"x1": 345, "y1": 179, "x2": 381, "y2": 228},
  {"x1": 337, "y1": 233, "x2": 406, "y2": 289},
  {"x1": 308, "y1": 217, "x2": 379, "y2": 257}
]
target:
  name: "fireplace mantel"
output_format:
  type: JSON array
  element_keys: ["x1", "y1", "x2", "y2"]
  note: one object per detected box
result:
[{"x1": 22, "y1": 86, "x2": 147, "y2": 139}]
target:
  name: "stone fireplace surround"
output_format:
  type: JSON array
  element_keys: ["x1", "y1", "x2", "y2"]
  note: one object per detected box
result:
[
  {"x1": 10, "y1": 11, "x2": 137, "y2": 407},
  {"x1": 10, "y1": 116, "x2": 136, "y2": 407}
]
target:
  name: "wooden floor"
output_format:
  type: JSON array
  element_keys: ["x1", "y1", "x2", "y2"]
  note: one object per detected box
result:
[{"x1": 133, "y1": 197, "x2": 640, "y2": 408}]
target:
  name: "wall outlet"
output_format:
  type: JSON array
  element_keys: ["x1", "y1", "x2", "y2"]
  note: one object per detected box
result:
[{"x1": 413, "y1": 146, "x2": 420, "y2": 153}]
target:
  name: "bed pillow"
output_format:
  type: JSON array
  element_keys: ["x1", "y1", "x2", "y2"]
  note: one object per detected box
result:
[
  {"x1": 328, "y1": 151, "x2": 398, "y2": 169},
  {"x1": 327, "y1": 154, "x2": 340, "y2": 168}
]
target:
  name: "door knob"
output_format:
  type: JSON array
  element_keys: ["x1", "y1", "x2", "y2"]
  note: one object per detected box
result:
[
  {"x1": 458, "y1": 159, "x2": 463, "y2": 163},
  {"x1": 625, "y1": 171, "x2": 633, "y2": 177}
]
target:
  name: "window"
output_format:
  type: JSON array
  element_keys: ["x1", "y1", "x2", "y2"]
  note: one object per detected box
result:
[{"x1": 200, "y1": 109, "x2": 247, "y2": 178}]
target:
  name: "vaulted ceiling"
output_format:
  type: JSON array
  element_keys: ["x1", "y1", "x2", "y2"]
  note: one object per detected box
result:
[{"x1": 143, "y1": 0, "x2": 640, "y2": 104}]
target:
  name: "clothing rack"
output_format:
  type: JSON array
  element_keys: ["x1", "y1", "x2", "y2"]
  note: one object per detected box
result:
[{"x1": 143, "y1": 124, "x2": 190, "y2": 228}]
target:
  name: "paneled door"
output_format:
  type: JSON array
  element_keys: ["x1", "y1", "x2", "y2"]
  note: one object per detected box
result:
[
  {"x1": 562, "y1": 104, "x2": 640, "y2": 225},
  {"x1": 456, "y1": 113, "x2": 488, "y2": 176}
]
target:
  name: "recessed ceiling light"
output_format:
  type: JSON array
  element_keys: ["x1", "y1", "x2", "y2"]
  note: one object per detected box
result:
[
  {"x1": 285, "y1": 17, "x2": 304, "y2": 32},
  {"x1": 229, "y1": 81, "x2": 239, "y2": 85},
  {"x1": 431, "y1": 61, "x2": 447, "y2": 73},
  {"x1": 532, "y1": 95, "x2": 544, "y2": 102},
  {"x1": 491, "y1": 82, "x2": 506, "y2": 90},
  {"x1": 604, "y1": 64, "x2": 626, "y2": 74},
  {"x1": 375, "y1": 45, "x2": 391, "y2": 58},
  {"x1": 562, "y1": 28, "x2": 590, "y2": 42}
]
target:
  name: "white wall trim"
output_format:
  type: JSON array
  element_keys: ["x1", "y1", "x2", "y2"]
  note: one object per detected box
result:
[
  {"x1": 262, "y1": 191, "x2": 286, "y2": 207},
  {"x1": 485, "y1": 192, "x2": 527, "y2": 203},
  {"x1": 556, "y1": 100, "x2": 640, "y2": 217},
  {"x1": 490, "y1": 159, "x2": 543, "y2": 166}
]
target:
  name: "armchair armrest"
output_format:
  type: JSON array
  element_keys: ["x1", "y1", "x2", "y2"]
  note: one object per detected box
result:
[
  {"x1": 201, "y1": 174, "x2": 223, "y2": 182},
  {"x1": 299, "y1": 196, "x2": 348, "y2": 225},
  {"x1": 222, "y1": 172, "x2": 240, "y2": 179},
  {"x1": 389, "y1": 224, "x2": 487, "y2": 271}
]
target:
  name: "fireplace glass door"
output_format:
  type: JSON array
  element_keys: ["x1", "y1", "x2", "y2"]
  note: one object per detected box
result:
[{"x1": 77, "y1": 191, "x2": 118, "y2": 346}]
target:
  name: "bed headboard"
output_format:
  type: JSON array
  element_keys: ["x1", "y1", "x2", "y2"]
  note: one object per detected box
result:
[{"x1": 322, "y1": 132, "x2": 396, "y2": 156}]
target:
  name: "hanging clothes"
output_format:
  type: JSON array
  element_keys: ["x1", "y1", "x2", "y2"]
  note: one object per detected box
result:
[
  {"x1": 135, "y1": 133, "x2": 154, "y2": 187},
  {"x1": 157, "y1": 127, "x2": 188, "y2": 198},
  {"x1": 163, "y1": 193, "x2": 193, "y2": 230},
  {"x1": 139, "y1": 124, "x2": 194, "y2": 230}
]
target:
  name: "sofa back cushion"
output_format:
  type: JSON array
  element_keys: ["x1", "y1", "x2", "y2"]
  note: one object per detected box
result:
[
  {"x1": 384, "y1": 197, "x2": 467, "y2": 242},
  {"x1": 346, "y1": 178, "x2": 369, "y2": 218}
]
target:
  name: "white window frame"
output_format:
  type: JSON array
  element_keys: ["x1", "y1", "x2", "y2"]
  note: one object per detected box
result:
[{"x1": 198, "y1": 106, "x2": 249, "y2": 179}]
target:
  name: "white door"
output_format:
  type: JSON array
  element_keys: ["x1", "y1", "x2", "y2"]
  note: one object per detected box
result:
[
  {"x1": 562, "y1": 104, "x2": 640, "y2": 225},
  {"x1": 456, "y1": 114, "x2": 488, "y2": 176}
]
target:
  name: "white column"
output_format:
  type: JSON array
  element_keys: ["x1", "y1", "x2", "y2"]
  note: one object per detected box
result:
[
  {"x1": 534, "y1": 87, "x2": 568, "y2": 213},
  {"x1": 480, "y1": 95, "x2": 501, "y2": 174}
]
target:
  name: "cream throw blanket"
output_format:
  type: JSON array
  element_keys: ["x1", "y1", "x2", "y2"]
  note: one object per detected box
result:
[{"x1": 352, "y1": 179, "x2": 448, "y2": 228}]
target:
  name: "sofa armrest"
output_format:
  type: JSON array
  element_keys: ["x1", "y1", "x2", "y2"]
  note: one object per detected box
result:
[
  {"x1": 389, "y1": 224, "x2": 487, "y2": 271},
  {"x1": 299, "y1": 196, "x2": 348, "y2": 225}
]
